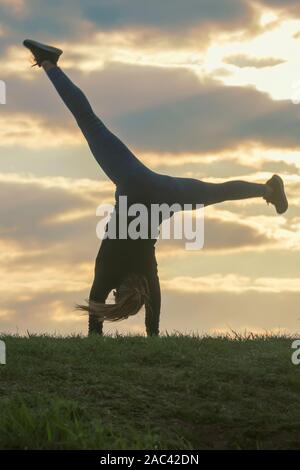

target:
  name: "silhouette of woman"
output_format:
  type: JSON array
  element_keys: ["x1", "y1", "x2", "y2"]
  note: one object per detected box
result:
[{"x1": 23, "y1": 40, "x2": 288, "y2": 337}]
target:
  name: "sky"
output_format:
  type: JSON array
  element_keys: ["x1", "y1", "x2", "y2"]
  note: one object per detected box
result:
[{"x1": 0, "y1": 0, "x2": 300, "y2": 336}]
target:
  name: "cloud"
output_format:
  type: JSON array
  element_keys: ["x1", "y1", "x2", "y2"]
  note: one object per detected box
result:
[
  {"x1": 1, "y1": 275, "x2": 299, "y2": 336},
  {"x1": 0, "y1": 174, "x2": 113, "y2": 265},
  {"x1": 162, "y1": 274, "x2": 300, "y2": 293},
  {"x1": 0, "y1": 63, "x2": 206, "y2": 159},
  {"x1": 0, "y1": 0, "x2": 95, "y2": 45},
  {"x1": 0, "y1": 173, "x2": 297, "y2": 336},
  {"x1": 205, "y1": 216, "x2": 270, "y2": 249},
  {"x1": 158, "y1": 215, "x2": 271, "y2": 255},
  {"x1": 0, "y1": 0, "x2": 258, "y2": 63},
  {"x1": 260, "y1": 159, "x2": 300, "y2": 174},
  {"x1": 4, "y1": 62, "x2": 300, "y2": 158},
  {"x1": 0, "y1": 173, "x2": 273, "y2": 269},
  {"x1": 224, "y1": 54, "x2": 285, "y2": 68},
  {"x1": 0, "y1": 289, "x2": 88, "y2": 336},
  {"x1": 0, "y1": 114, "x2": 80, "y2": 148},
  {"x1": 48, "y1": 0, "x2": 257, "y2": 39},
  {"x1": 0, "y1": 173, "x2": 277, "y2": 315},
  {"x1": 116, "y1": 82, "x2": 300, "y2": 153},
  {"x1": 258, "y1": 0, "x2": 300, "y2": 16},
  {"x1": 80, "y1": 0, "x2": 253, "y2": 30},
  {"x1": 0, "y1": 0, "x2": 25, "y2": 14},
  {"x1": 160, "y1": 288, "x2": 300, "y2": 335},
  {"x1": 0, "y1": 145, "x2": 100, "y2": 180},
  {"x1": 2, "y1": 63, "x2": 202, "y2": 122}
]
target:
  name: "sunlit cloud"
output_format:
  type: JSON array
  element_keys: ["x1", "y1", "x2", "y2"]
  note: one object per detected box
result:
[
  {"x1": 50, "y1": 301, "x2": 86, "y2": 323},
  {"x1": 0, "y1": 265, "x2": 89, "y2": 295},
  {"x1": 0, "y1": 9, "x2": 283, "y2": 81},
  {"x1": 0, "y1": 114, "x2": 81, "y2": 148},
  {"x1": 223, "y1": 54, "x2": 285, "y2": 68},
  {"x1": 0, "y1": 172, "x2": 113, "y2": 200},
  {"x1": 0, "y1": 1, "x2": 298, "y2": 107},
  {"x1": 204, "y1": 17, "x2": 300, "y2": 100},
  {"x1": 260, "y1": 11, "x2": 279, "y2": 27},
  {"x1": 162, "y1": 274, "x2": 300, "y2": 293}
]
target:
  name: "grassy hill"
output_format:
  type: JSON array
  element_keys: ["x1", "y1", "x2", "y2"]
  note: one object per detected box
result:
[{"x1": 0, "y1": 333, "x2": 299, "y2": 450}]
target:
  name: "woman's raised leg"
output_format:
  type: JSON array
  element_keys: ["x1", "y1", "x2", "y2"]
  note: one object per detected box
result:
[{"x1": 42, "y1": 62, "x2": 151, "y2": 188}]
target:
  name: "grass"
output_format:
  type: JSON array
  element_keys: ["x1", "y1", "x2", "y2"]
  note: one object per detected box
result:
[{"x1": 0, "y1": 332, "x2": 299, "y2": 450}]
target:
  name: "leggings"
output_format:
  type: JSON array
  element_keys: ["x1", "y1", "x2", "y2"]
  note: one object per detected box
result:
[
  {"x1": 45, "y1": 67, "x2": 266, "y2": 336},
  {"x1": 45, "y1": 67, "x2": 266, "y2": 206}
]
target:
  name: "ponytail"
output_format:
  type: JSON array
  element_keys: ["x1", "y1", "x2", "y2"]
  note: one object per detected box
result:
[{"x1": 76, "y1": 274, "x2": 150, "y2": 322}]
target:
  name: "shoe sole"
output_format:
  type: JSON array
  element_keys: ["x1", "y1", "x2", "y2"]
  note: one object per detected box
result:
[
  {"x1": 273, "y1": 175, "x2": 288, "y2": 214},
  {"x1": 23, "y1": 39, "x2": 63, "y2": 57}
]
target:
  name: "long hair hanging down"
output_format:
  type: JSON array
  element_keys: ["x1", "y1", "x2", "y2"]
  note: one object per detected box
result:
[{"x1": 76, "y1": 273, "x2": 151, "y2": 322}]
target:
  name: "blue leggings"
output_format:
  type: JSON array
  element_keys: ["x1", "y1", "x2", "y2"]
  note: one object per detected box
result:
[{"x1": 46, "y1": 67, "x2": 266, "y2": 207}]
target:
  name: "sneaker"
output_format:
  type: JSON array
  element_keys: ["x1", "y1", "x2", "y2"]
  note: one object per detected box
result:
[
  {"x1": 264, "y1": 175, "x2": 288, "y2": 214},
  {"x1": 23, "y1": 39, "x2": 63, "y2": 67}
]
